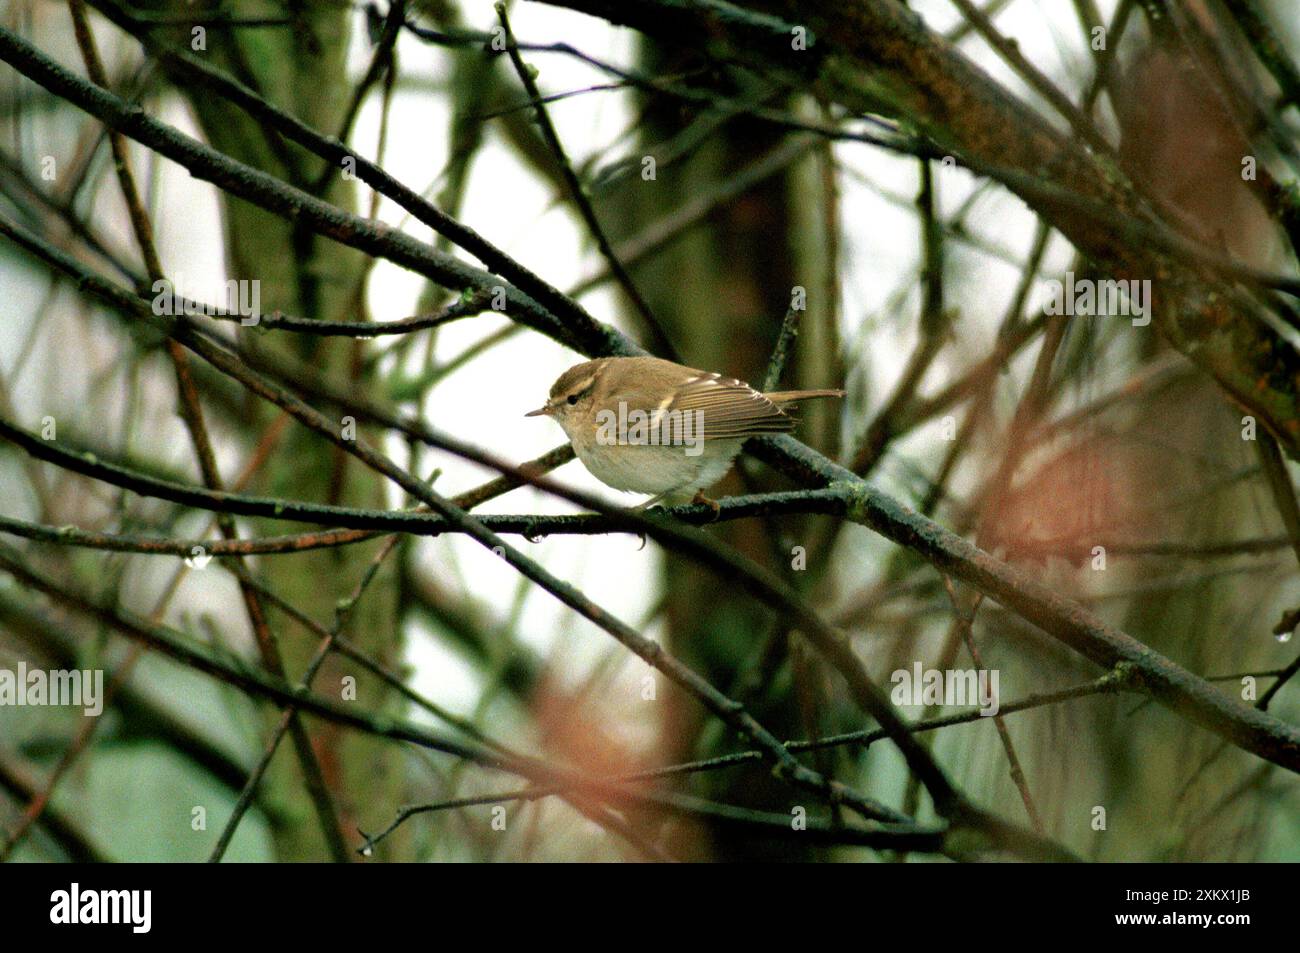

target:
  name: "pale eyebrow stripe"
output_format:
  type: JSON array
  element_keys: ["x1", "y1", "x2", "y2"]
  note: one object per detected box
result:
[{"x1": 565, "y1": 376, "x2": 597, "y2": 398}]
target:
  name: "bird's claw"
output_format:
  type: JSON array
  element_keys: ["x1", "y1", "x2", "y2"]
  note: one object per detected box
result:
[{"x1": 692, "y1": 490, "x2": 721, "y2": 522}]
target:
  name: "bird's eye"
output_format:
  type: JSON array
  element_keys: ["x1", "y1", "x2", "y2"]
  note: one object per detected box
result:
[{"x1": 566, "y1": 394, "x2": 579, "y2": 405}]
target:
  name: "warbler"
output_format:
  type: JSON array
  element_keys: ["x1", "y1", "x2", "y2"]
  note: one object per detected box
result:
[{"x1": 526, "y1": 356, "x2": 843, "y2": 508}]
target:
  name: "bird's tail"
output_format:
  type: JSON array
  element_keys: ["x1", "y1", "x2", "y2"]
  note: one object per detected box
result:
[{"x1": 763, "y1": 389, "x2": 845, "y2": 405}]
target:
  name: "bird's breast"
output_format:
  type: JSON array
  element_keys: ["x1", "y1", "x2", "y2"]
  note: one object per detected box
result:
[{"x1": 566, "y1": 430, "x2": 743, "y2": 496}]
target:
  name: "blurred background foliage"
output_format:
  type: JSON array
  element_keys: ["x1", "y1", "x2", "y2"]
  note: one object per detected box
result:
[{"x1": 0, "y1": 0, "x2": 1297, "y2": 861}]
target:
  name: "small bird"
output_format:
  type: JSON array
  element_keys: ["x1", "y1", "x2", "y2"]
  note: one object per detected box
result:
[{"x1": 526, "y1": 356, "x2": 844, "y2": 509}]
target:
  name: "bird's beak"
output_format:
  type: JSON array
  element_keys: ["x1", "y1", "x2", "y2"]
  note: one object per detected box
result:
[{"x1": 524, "y1": 405, "x2": 549, "y2": 418}]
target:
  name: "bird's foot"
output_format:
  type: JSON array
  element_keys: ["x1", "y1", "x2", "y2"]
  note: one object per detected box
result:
[{"x1": 692, "y1": 490, "x2": 721, "y2": 521}]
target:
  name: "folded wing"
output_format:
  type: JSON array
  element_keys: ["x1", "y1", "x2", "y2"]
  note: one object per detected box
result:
[{"x1": 669, "y1": 373, "x2": 796, "y2": 440}]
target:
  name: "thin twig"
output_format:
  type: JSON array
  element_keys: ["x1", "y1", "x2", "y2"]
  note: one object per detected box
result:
[{"x1": 496, "y1": 4, "x2": 678, "y2": 360}]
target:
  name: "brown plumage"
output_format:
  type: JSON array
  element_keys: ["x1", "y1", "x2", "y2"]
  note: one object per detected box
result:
[{"x1": 527, "y1": 356, "x2": 844, "y2": 505}]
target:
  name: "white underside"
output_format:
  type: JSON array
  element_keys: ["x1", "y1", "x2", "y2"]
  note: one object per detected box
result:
[{"x1": 569, "y1": 437, "x2": 745, "y2": 499}]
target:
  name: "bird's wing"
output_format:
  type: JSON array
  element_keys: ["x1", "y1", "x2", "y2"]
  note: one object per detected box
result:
[{"x1": 667, "y1": 373, "x2": 796, "y2": 440}]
